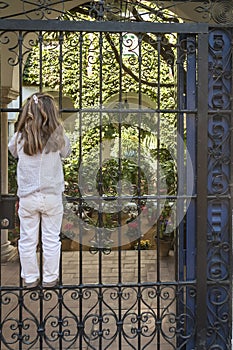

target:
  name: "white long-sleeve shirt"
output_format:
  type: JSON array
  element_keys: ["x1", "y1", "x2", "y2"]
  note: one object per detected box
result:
[{"x1": 8, "y1": 132, "x2": 71, "y2": 198}]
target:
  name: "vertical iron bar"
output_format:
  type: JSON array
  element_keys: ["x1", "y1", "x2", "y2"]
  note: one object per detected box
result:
[
  {"x1": 18, "y1": 31, "x2": 23, "y2": 112},
  {"x1": 137, "y1": 32, "x2": 142, "y2": 350},
  {"x1": 58, "y1": 30, "x2": 63, "y2": 350},
  {"x1": 156, "y1": 34, "x2": 161, "y2": 350},
  {"x1": 38, "y1": 31, "x2": 43, "y2": 288},
  {"x1": 186, "y1": 34, "x2": 197, "y2": 280},
  {"x1": 185, "y1": 34, "x2": 197, "y2": 349},
  {"x1": 18, "y1": 30, "x2": 23, "y2": 350},
  {"x1": 196, "y1": 31, "x2": 208, "y2": 348},
  {"x1": 0, "y1": 32, "x2": 1, "y2": 195},
  {"x1": 176, "y1": 33, "x2": 185, "y2": 284},
  {"x1": 230, "y1": 28, "x2": 233, "y2": 350},
  {"x1": 118, "y1": 32, "x2": 123, "y2": 350},
  {"x1": 176, "y1": 32, "x2": 186, "y2": 349},
  {"x1": 38, "y1": 31, "x2": 44, "y2": 350},
  {"x1": 98, "y1": 30, "x2": 103, "y2": 350},
  {"x1": 0, "y1": 32, "x2": 1, "y2": 203},
  {"x1": 79, "y1": 30, "x2": 84, "y2": 350},
  {"x1": 39, "y1": 221, "x2": 43, "y2": 350},
  {"x1": 39, "y1": 31, "x2": 43, "y2": 93}
]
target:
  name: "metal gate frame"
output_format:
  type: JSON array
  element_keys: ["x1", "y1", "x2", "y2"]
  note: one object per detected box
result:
[{"x1": 0, "y1": 17, "x2": 232, "y2": 349}]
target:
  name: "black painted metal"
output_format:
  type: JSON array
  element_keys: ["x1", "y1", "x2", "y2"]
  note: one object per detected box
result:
[
  {"x1": 0, "y1": 195, "x2": 17, "y2": 229},
  {"x1": 0, "y1": 19, "x2": 208, "y2": 33},
  {"x1": 206, "y1": 28, "x2": 232, "y2": 349},
  {"x1": 0, "y1": 1, "x2": 232, "y2": 349},
  {"x1": 0, "y1": 0, "x2": 233, "y2": 25},
  {"x1": 196, "y1": 31, "x2": 209, "y2": 349}
]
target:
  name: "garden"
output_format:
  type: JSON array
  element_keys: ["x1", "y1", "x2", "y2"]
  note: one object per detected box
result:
[{"x1": 8, "y1": 8, "x2": 180, "y2": 254}]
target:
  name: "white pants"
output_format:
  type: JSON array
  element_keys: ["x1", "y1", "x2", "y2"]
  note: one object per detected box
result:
[{"x1": 18, "y1": 192, "x2": 63, "y2": 284}]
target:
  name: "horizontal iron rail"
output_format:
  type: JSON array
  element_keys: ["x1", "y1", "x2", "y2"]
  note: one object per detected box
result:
[
  {"x1": 0, "y1": 107, "x2": 199, "y2": 114},
  {"x1": 0, "y1": 19, "x2": 209, "y2": 33},
  {"x1": 0, "y1": 279, "x2": 230, "y2": 292},
  {"x1": 0, "y1": 280, "x2": 198, "y2": 291},
  {"x1": 3, "y1": 108, "x2": 233, "y2": 114},
  {"x1": 64, "y1": 194, "x2": 198, "y2": 201}
]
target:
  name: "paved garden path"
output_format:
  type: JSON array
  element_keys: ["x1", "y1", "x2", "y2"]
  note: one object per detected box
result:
[{"x1": 1, "y1": 251, "x2": 175, "y2": 349}]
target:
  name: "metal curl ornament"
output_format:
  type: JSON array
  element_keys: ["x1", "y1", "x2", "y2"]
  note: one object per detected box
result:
[{"x1": 212, "y1": 0, "x2": 233, "y2": 24}]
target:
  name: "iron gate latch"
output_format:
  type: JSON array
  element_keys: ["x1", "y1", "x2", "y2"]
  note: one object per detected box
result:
[{"x1": 0, "y1": 194, "x2": 17, "y2": 229}]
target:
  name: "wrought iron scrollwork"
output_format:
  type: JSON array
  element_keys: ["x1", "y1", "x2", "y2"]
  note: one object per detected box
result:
[
  {"x1": 0, "y1": 0, "x2": 233, "y2": 25},
  {"x1": 207, "y1": 28, "x2": 232, "y2": 349},
  {"x1": 0, "y1": 285, "x2": 196, "y2": 349},
  {"x1": 196, "y1": 0, "x2": 233, "y2": 24}
]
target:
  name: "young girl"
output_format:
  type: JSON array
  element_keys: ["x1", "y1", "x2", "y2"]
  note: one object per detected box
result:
[{"x1": 8, "y1": 93, "x2": 71, "y2": 288}]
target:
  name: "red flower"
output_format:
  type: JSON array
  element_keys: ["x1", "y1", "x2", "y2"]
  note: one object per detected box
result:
[{"x1": 63, "y1": 222, "x2": 74, "y2": 230}]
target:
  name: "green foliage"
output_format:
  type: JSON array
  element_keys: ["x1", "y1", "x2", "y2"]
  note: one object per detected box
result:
[
  {"x1": 21, "y1": 20, "x2": 178, "y2": 199},
  {"x1": 152, "y1": 147, "x2": 177, "y2": 195},
  {"x1": 8, "y1": 152, "x2": 17, "y2": 194},
  {"x1": 23, "y1": 31, "x2": 176, "y2": 110}
]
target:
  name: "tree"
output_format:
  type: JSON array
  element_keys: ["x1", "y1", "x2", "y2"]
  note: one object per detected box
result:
[{"x1": 20, "y1": 5, "x2": 178, "y2": 200}]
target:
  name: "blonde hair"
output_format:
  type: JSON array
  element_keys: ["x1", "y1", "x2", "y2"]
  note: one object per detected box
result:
[{"x1": 16, "y1": 93, "x2": 65, "y2": 155}]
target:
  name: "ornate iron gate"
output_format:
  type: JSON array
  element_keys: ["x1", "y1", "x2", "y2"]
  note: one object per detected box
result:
[{"x1": 0, "y1": 1, "x2": 232, "y2": 349}]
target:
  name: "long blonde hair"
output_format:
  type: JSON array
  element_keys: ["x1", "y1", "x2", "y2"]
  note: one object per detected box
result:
[{"x1": 16, "y1": 93, "x2": 65, "y2": 155}]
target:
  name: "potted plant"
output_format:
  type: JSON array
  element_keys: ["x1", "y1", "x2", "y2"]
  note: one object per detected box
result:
[
  {"x1": 134, "y1": 239, "x2": 151, "y2": 250},
  {"x1": 155, "y1": 202, "x2": 175, "y2": 256}
]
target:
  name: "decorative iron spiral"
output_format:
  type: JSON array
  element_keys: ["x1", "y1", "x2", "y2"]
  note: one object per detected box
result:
[{"x1": 212, "y1": 0, "x2": 233, "y2": 24}]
